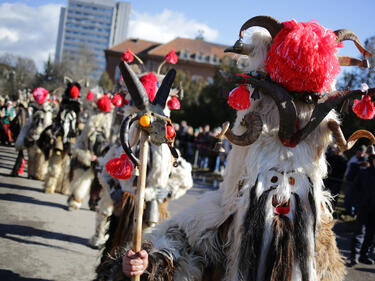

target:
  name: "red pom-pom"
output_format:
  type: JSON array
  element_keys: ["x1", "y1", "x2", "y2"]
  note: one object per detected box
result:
[
  {"x1": 227, "y1": 84, "x2": 250, "y2": 110},
  {"x1": 32, "y1": 88, "x2": 49, "y2": 105},
  {"x1": 111, "y1": 93, "x2": 124, "y2": 107},
  {"x1": 167, "y1": 96, "x2": 180, "y2": 110},
  {"x1": 352, "y1": 95, "x2": 375, "y2": 119},
  {"x1": 140, "y1": 72, "x2": 158, "y2": 102},
  {"x1": 121, "y1": 49, "x2": 134, "y2": 63},
  {"x1": 87, "y1": 90, "x2": 94, "y2": 101},
  {"x1": 165, "y1": 49, "x2": 178, "y2": 64},
  {"x1": 265, "y1": 20, "x2": 341, "y2": 93},
  {"x1": 97, "y1": 95, "x2": 112, "y2": 112},
  {"x1": 106, "y1": 153, "x2": 134, "y2": 180},
  {"x1": 166, "y1": 124, "x2": 176, "y2": 139},
  {"x1": 70, "y1": 85, "x2": 80, "y2": 98}
]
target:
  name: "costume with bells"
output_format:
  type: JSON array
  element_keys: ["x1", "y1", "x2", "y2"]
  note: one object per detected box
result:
[
  {"x1": 40, "y1": 80, "x2": 82, "y2": 194},
  {"x1": 97, "y1": 16, "x2": 375, "y2": 281},
  {"x1": 67, "y1": 92, "x2": 113, "y2": 210},
  {"x1": 15, "y1": 88, "x2": 53, "y2": 180},
  {"x1": 90, "y1": 51, "x2": 193, "y2": 263}
]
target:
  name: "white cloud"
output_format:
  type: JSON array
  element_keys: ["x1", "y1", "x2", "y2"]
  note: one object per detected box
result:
[
  {"x1": 128, "y1": 9, "x2": 219, "y2": 43},
  {"x1": 0, "y1": 3, "x2": 61, "y2": 70}
]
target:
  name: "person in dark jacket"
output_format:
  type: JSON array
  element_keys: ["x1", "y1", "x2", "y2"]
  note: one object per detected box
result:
[{"x1": 349, "y1": 153, "x2": 375, "y2": 266}]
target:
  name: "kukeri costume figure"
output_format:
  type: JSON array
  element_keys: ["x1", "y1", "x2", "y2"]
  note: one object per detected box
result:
[
  {"x1": 15, "y1": 88, "x2": 53, "y2": 180},
  {"x1": 40, "y1": 80, "x2": 82, "y2": 194},
  {"x1": 67, "y1": 91, "x2": 113, "y2": 210},
  {"x1": 90, "y1": 52, "x2": 193, "y2": 273},
  {"x1": 97, "y1": 16, "x2": 375, "y2": 281}
]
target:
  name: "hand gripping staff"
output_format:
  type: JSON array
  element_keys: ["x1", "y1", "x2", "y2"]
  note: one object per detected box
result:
[{"x1": 118, "y1": 61, "x2": 179, "y2": 281}]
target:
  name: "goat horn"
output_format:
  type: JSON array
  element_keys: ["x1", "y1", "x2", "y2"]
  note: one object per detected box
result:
[
  {"x1": 64, "y1": 76, "x2": 73, "y2": 83},
  {"x1": 338, "y1": 56, "x2": 370, "y2": 68},
  {"x1": 334, "y1": 29, "x2": 372, "y2": 57},
  {"x1": 119, "y1": 61, "x2": 150, "y2": 111},
  {"x1": 328, "y1": 120, "x2": 375, "y2": 151},
  {"x1": 220, "y1": 71, "x2": 297, "y2": 142},
  {"x1": 225, "y1": 16, "x2": 283, "y2": 54},
  {"x1": 224, "y1": 112, "x2": 263, "y2": 146}
]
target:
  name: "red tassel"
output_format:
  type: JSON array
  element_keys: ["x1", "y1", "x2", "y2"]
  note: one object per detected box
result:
[
  {"x1": 111, "y1": 93, "x2": 124, "y2": 107},
  {"x1": 167, "y1": 96, "x2": 180, "y2": 110},
  {"x1": 97, "y1": 95, "x2": 112, "y2": 112},
  {"x1": 165, "y1": 49, "x2": 178, "y2": 64},
  {"x1": 87, "y1": 90, "x2": 94, "y2": 101},
  {"x1": 352, "y1": 95, "x2": 375, "y2": 119},
  {"x1": 105, "y1": 154, "x2": 134, "y2": 180},
  {"x1": 70, "y1": 85, "x2": 80, "y2": 98},
  {"x1": 18, "y1": 158, "x2": 26, "y2": 174},
  {"x1": 140, "y1": 72, "x2": 158, "y2": 102},
  {"x1": 121, "y1": 49, "x2": 134, "y2": 63},
  {"x1": 227, "y1": 84, "x2": 250, "y2": 110}
]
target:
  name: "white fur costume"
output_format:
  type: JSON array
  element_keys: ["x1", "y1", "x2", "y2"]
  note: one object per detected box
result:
[
  {"x1": 15, "y1": 102, "x2": 53, "y2": 180},
  {"x1": 68, "y1": 109, "x2": 112, "y2": 209},
  {"x1": 96, "y1": 29, "x2": 346, "y2": 281}
]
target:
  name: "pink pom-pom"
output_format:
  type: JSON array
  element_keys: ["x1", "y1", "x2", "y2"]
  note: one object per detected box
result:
[
  {"x1": 227, "y1": 84, "x2": 251, "y2": 110},
  {"x1": 352, "y1": 95, "x2": 375, "y2": 119},
  {"x1": 87, "y1": 90, "x2": 94, "y2": 101},
  {"x1": 70, "y1": 85, "x2": 80, "y2": 98},
  {"x1": 96, "y1": 95, "x2": 112, "y2": 112},
  {"x1": 140, "y1": 72, "x2": 158, "y2": 102},
  {"x1": 265, "y1": 20, "x2": 341, "y2": 93},
  {"x1": 121, "y1": 49, "x2": 134, "y2": 63},
  {"x1": 111, "y1": 93, "x2": 124, "y2": 107},
  {"x1": 167, "y1": 96, "x2": 180, "y2": 110},
  {"x1": 165, "y1": 49, "x2": 178, "y2": 64},
  {"x1": 105, "y1": 153, "x2": 134, "y2": 180},
  {"x1": 32, "y1": 88, "x2": 49, "y2": 105}
]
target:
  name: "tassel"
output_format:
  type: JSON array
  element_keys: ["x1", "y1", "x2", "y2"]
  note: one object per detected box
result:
[
  {"x1": 87, "y1": 90, "x2": 94, "y2": 101},
  {"x1": 167, "y1": 96, "x2": 180, "y2": 110},
  {"x1": 121, "y1": 49, "x2": 134, "y2": 63},
  {"x1": 70, "y1": 85, "x2": 80, "y2": 98},
  {"x1": 352, "y1": 95, "x2": 375, "y2": 119},
  {"x1": 227, "y1": 84, "x2": 251, "y2": 110},
  {"x1": 105, "y1": 154, "x2": 134, "y2": 180},
  {"x1": 111, "y1": 93, "x2": 124, "y2": 107},
  {"x1": 18, "y1": 158, "x2": 26, "y2": 174}
]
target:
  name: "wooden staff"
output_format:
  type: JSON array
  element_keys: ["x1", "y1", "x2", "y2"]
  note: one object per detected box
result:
[{"x1": 132, "y1": 130, "x2": 149, "y2": 281}]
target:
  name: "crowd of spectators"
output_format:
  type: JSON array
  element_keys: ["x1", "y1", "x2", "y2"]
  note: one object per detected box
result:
[{"x1": 174, "y1": 120, "x2": 231, "y2": 173}]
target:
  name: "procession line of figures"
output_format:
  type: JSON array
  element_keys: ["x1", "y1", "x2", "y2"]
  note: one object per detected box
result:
[{"x1": 4, "y1": 15, "x2": 375, "y2": 281}]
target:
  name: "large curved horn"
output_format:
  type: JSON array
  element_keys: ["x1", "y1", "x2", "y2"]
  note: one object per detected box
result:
[
  {"x1": 225, "y1": 16, "x2": 283, "y2": 54},
  {"x1": 334, "y1": 29, "x2": 372, "y2": 57},
  {"x1": 224, "y1": 112, "x2": 263, "y2": 146},
  {"x1": 220, "y1": 71, "x2": 297, "y2": 142},
  {"x1": 152, "y1": 69, "x2": 176, "y2": 108},
  {"x1": 239, "y1": 16, "x2": 283, "y2": 39},
  {"x1": 119, "y1": 61, "x2": 150, "y2": 111},
  {"x1": 64, "y1": 76, "x2": 73, "y2": 83},
  {"x1": 328, "y1": 120, "x2": 375, "y2": 151}
]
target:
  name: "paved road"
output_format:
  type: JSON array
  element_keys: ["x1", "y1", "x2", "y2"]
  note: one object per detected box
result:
[{"x1": 0, "y1": 144, "x2": 374, "y2": 280}]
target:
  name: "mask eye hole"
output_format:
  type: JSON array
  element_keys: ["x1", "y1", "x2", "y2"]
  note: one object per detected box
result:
[
  {"x1": 289, "y1": 177, "x2": 295, "y2": 185},
  {"x1": 271, "y1": 176, "x2": 278, "y2": 183}
]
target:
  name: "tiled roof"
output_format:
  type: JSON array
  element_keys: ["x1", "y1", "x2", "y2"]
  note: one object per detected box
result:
[
  {"x1": 109, "y1": 38, "x2": 160, "y2": 54},
  {"x1": 148, "y1": 37, "x2": 233, "y2": 59}
]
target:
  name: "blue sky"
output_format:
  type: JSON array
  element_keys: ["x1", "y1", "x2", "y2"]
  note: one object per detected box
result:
[{"x1": 1, "y1": 0, "x2": 374, "y2": 69}]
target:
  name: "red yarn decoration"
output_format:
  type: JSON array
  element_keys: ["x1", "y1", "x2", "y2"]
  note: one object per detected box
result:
[
  {"x1": 32, "y1": 88, "x2": 49, "y2": 105},
  {"x1": 274, "y1": 205, "x2": 290, "y2": 215},
  {"x1": 265, "y1": 20, "x2": 342, "y2": 93},
  {"x1": 97, "y1": 95, "x2": 112, "y2": 112},
  {"x1": 70, "y1": 85, "x2": 80, "y2": 98},
  {"x1": 111, "y1": 93, "x2": 124, "y2": 107},
  {"x1": 165, "y1": 49, "x2": 178, "y2": 64},
  {"x1": 121, "y1": 49, "x2": 134, "y2": 63},
  {"x1": 352, "y1": 95, "x2": 375, "y2": 119},
  {"x1": 106, "y1": 153, "x2": 134, "y2": 180},
  {"x1": 140, "y1": 72, "x2": 158, "y2": 102},
  {"x1": 167, "y1": 96, "x2": 180, "y2": 110},
  {"x1": 87, "y1": 90, "x2": 94, "y2": 101},
  {"x1": 227, "y1": 84, "x2": 251, "y2": 110}
]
